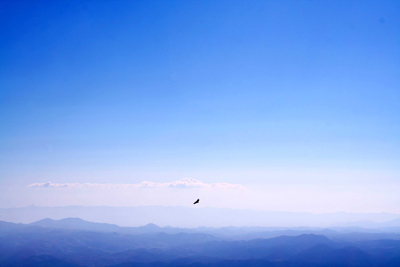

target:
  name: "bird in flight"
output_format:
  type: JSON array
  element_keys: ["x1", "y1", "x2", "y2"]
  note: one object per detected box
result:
[{"x1": 193, "y1": 199, "x2": 199, "y2": 204}]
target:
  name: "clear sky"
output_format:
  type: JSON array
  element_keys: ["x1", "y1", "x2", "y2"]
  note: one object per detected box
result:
[{"x1": 0, "y1": 0, "x2": 399, "y2": 213}]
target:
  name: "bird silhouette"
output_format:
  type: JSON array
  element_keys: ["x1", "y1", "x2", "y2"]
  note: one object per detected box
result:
[{"x1": 193, "y1": 199, "x2": 199, "y2": 204}]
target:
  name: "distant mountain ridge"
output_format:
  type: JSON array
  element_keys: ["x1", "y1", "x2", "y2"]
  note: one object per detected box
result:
[
  {"x1": 30, "y1": 217, "x2": 122, "y2": 231},
  {"x1": 28, "y1": 218, "x2": 189, "y2": 235},
  {"x1": 1, "y1": 205, "x2": 400, "y2": 228},
  {"x1": 2, "y1": 217, "x2": 400, "y2": 243}
]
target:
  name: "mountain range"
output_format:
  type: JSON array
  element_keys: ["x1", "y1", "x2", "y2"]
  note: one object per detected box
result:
[
  {"x1": 1, "y1": 206, "x2": 400, "y2": 229},
  {"x1": 1, "y1": 218, "x2": 400, "y2": 266}
]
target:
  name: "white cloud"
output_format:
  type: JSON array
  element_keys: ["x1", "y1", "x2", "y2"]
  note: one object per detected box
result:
[{"x1": 27, "y1": 178, "x2": 244, "y2": 190}]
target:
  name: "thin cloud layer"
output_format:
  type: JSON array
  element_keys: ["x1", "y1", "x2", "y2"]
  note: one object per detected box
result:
[{"x1": 27, "y1": 178, "x2": 244, "y2": 189}]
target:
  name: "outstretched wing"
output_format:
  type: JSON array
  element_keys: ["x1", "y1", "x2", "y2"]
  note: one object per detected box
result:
[{"x1": 193, "y1": 199, "x2": 199, "y2": 204}]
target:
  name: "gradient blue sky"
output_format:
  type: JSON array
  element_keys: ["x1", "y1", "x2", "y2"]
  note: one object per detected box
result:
[{"x1": 0, "y1": 0, "x2": 399, "y2": 212}]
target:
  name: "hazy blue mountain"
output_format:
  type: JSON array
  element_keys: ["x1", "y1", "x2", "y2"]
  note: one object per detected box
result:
[
  {"x1": 328, "y1": 232, "x2": 400, "y2": 242},
  {"x1": 1, "y1": 254, "x2": 81, "y2": 267},
  {"x1": 239, "y1": 234, "x2": 338, "y2": 260},
  {"x1": 2, "y1": 217, "x2": 400, "y2": 266},
  {"x1": 0, "y1": 221, "x2": 25, "y2": 235},
  {"x1": 161, "y1": 234, "x2": 339, "y2": 262},
  {"x1": 326, "y1": 246, "x2": 374, "y2": 266},
  {"x1": 336, "y1": 218, "x2": 400, "y2": 229},
  {"x1": 352, "y1": 239, "x2": 400, "y2": 263},
  {"x1": 212, "y1": 228, "x2": 400, "y2": 242},
  {"x1": 27, "y1": 218, "x2": 204, "y2": 236},
  {"x1": 291, "y1": 243, "x2": 336, "y2": 262},
  {"x1": 292, "y1": 244, "x2": 374, "y2": 266},
  {"x1": 3, "y1": 217, "x2": 400, "y2": 244},
  {"x1": 29, "y1": 218, "x2": 122, "y2": 232},
  {"x1": 381, "y1": 218, "x2": 400, "y2": 227},
  {"x1": 29, "y1": 218, "x2": 174, "y2": 235},
  {"x1": 1, "y1": 206, "x2": 399, "y2": 228},
  {"x1": 383, "y1": 256, "x2": 400, "y2": 267}
]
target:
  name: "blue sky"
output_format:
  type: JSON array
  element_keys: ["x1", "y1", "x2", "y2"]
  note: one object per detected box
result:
[{"x1": 0, "y1": 0, "x2": 399, "y2": 212}]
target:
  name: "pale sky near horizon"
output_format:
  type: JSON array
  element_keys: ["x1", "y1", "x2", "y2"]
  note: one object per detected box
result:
[{"x1": 0, "y1": 0, "x2": 399, "y2": 213}]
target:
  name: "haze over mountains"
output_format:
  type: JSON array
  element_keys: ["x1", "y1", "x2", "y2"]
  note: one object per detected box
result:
[
  {"x1": 1, "y1": 205, "x2": 399, "y2": 229},
  {"x1": 1, "y1": 217, "x2": 400, "y2": 267}
]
